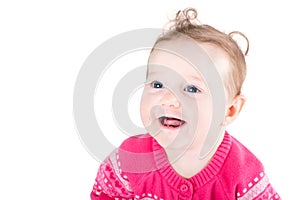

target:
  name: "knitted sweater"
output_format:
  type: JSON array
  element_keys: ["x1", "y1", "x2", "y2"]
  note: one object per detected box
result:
[{"x1": 91, "y1": 132, "x2": 280, "y2": 200}]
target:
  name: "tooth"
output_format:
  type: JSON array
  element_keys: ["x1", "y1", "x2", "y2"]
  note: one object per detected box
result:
[{"x1": 162, "y1": 117, "x2": 166, "y2": 126}]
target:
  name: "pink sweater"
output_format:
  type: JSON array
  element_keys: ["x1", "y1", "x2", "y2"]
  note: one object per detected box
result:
[{"x1": 91, "y1": 132, "x2": 280, "y2": 199}]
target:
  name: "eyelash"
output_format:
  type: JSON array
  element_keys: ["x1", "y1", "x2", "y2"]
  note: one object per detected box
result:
[
  {"x1": 184, "y1": 85, "x2": 201, "y2": 93},
  {"x1": 151, "y1": 81, "x2": 164, "y2": 89},
  {"x1": 150, "y1": 81, "x2": 201, "y2": 93}
]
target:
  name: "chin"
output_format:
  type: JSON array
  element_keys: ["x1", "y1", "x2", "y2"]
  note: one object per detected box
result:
[{"x1": 153, "y1": 131, "x2": 178, "y2": 148}]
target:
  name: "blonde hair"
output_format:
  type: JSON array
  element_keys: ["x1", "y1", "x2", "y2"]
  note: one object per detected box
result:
[{"x1": 152, "y1": 8, "x2": 249, "y2": 99}]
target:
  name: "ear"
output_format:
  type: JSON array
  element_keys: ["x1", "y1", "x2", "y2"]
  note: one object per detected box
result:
[{"x1": 223, "y1": 95, "x2": 246, "y2": 126}]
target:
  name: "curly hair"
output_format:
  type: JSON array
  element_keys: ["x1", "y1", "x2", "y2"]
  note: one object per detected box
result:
[{"x1": 152, "y1": 7, "x2": 249, "y2": 99}]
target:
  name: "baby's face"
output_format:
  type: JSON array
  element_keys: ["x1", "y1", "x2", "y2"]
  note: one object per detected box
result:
[{"x1": 140, "y1": 41, "x2": 231, "y2": 151}]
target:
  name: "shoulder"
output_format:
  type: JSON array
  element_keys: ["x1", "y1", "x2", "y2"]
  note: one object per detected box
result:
[
  {"x1": 118, "y1": 133, "x2": 159, "y2": 174},
  {"x1": 228, "y1": 135, "x2": 264, "y2": 172},
  {"x1": 220, "y1": 134, "x2": 265, "y2": 183},
  {"x1": 219, "y1": 133, "x2": 280, "y2": 199},
  {"x1": 91, "y1": 134, "x2": 158, "y2": 199},
  {"x1": 119, "y1": 133, "x2": 154, "y2": 153}
]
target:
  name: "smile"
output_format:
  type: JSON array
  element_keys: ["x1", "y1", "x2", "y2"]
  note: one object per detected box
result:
[{"x1": 159, "y1": 116, "x2": 186, "y2": 129}]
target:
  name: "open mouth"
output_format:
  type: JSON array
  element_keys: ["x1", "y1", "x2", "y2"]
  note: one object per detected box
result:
[{"x1": 159, "y1": 116, "x2": 186, "y2": 129}]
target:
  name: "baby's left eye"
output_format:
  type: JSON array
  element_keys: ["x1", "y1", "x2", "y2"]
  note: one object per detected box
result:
[{"x1": 184, "y1": 85, "x2": 201, "y2": 93}]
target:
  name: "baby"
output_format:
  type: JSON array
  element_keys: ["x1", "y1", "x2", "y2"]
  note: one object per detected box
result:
[{"x1": 91, "y1": 8, "x2": 280, "y2": 200}]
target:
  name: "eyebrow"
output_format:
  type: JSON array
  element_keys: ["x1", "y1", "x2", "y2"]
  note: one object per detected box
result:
[
  {"x1": 147, "y1": 71, "x2": 206, "y2": 83},
  {"x1": 189, "y1": 75, "x2": 206, "y2": 84},
  {"x1": 147, "y1": 71, "x2": 156, "y2": 76},
  {"x1": 146, "y1": 71, "x2": 154, "y2": 79}
]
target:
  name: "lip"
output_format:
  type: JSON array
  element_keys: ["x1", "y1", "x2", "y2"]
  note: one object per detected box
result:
[{"x1": 158, "y1": 116, "x2": 186, "y2": 129}]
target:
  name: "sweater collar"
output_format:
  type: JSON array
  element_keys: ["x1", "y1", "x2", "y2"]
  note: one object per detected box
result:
[{"x1": 152, "y1": 132, "x2": 232, "y2": 189}]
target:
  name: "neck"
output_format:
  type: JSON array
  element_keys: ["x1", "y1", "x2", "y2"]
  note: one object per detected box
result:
[{"x1": 165, "y1": 131, "x2": 225, "y2": 178}]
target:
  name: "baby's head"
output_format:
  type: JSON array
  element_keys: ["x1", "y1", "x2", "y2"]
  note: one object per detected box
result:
[
  {"x1": 152, "y1": 8, "x2": 248, "y2": 100},
  {"x1": 140, "y1": 8, "x2": 248, "y2": 151}
]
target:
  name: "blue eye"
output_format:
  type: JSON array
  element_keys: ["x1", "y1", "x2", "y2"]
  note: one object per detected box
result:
[
  {"x1": 184, "y1": 85, "x2": 201, "y2": 93},
  {"x1": 151, "y1": 81, "x2": 164, "y2": 89}
]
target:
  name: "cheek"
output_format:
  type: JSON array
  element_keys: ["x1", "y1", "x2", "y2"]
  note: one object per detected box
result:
[
  {"x1": 195, "y1": 98, "x2": 213, "y2": 124},
  {"x1": 139, "y1": 91, "x2": 153, "y2": 126}
]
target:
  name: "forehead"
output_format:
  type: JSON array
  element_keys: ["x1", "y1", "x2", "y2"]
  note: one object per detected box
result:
[
  {"x1": 148, "y1": 41, "x2": 230, "y2": 81},
  {"x1": 148, "y1": 49, "x2": 199, "y2": 75}
]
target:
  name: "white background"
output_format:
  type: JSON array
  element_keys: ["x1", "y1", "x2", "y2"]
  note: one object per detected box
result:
[{"x1": 1, "y1": 0, "x2": 299, "y2": 199}]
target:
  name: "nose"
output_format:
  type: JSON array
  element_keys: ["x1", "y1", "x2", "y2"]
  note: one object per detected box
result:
[{"x1": 160, "y1": 90, "x2": 180, "y2": 108}]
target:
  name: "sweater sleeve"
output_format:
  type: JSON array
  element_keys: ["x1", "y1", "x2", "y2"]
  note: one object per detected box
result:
[
  {"x1": 235, "y1": 171, "x2": 280, "y2": 200},
  {"x1": 90, "y1": 150, "x2": 134, "y2": 200}
]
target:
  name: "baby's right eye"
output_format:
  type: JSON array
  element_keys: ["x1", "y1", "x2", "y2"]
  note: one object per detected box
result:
[{"x1": 151, "y1": 81, "x2": 164, "y2": 89}]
